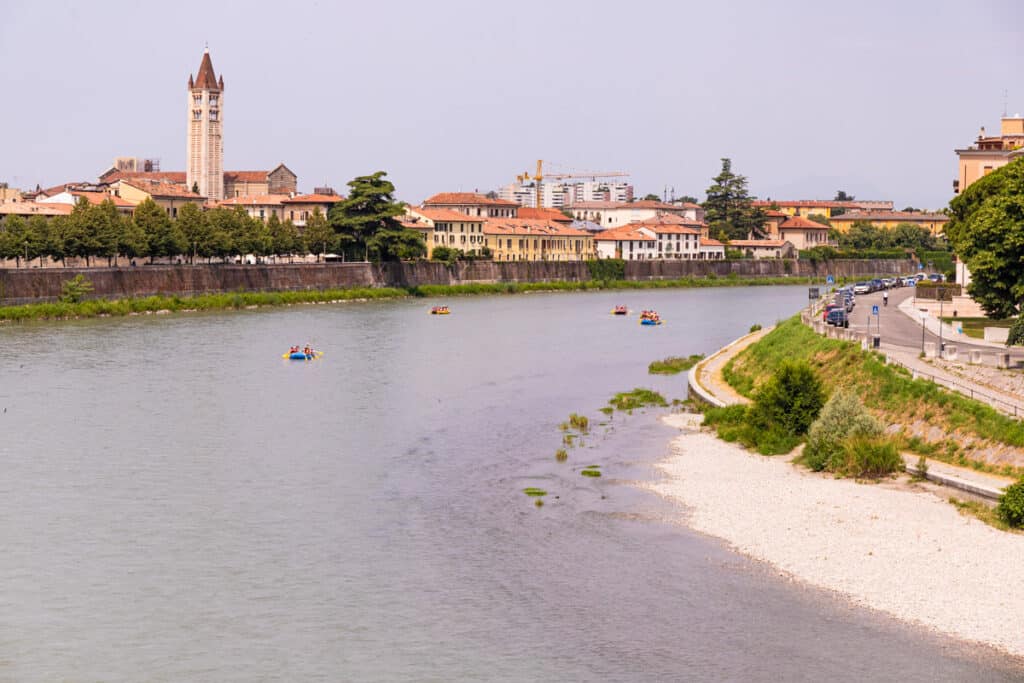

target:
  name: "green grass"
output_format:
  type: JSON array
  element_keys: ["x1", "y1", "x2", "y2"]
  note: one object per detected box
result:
[
  {"x1": 580, "y1": 465, "x2": 602, "y2": 478},
  {"x1": 608, "y1": 388, "x2": 668, "y2": 411},
  {"x1": 723, "y1": 316, "x2": 1024, "y2": 476},
  {"x1": 0, "y1": 274, "x2": 893, "y2": 322},
  {"x1": 522, "y1": 487, "x2": 547, "y2": 497},
  {"x1": 648, "y1": 354, "x2": 705, "y2": 375}
]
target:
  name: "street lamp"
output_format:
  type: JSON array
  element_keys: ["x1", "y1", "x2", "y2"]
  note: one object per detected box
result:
[{"x1": 920, "y1": 311, "x2": 927, "y2": 354}]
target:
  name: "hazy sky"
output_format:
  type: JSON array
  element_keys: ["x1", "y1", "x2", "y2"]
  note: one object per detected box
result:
[{"x1": 1, "y1": 0, "x2": 1021, "y2": 208}]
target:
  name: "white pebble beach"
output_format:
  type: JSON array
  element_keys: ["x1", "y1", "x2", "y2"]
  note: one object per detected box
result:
[{"x1": 651, "y1": 412, "x2": 1024, "y2": 659}]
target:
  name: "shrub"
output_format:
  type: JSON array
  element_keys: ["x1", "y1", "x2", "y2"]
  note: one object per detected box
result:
[
  {"x1": 751, "y1": 360, "x2": 825, "y2": 437},
  {"x1": 60, "y1": 274, "x2": 94, "y2": 304},
  {"x1": 648, "y1": 354, "x2": 704, "y2": 375},
  {"x1": 830, "y1": 435, "x2": 903, "y2": 478},
  {"x1": 804, "y1": 390, "x2": 883, "y2": 471},
  {"x1": 703, "y1": 404, "x2": 801, "y2": 455},
  {"x1": 569, "y1": 413, "x2": 589, "y2": 432},
  {"x1": 555, "y1": 449, "x2": 568, "y2": 462},
  {"x1": 749, "y1": 324, "x2": 762, "y2": 333},
  {"x1": 996, "y1": 478, "x2": 1024, "y2": 528},
  {"x1": 1007, "y1": 317, "x2": 1024, "y2": 347},
  {"x1": 608, "y1": 388, "x2": 667, "y2": 411}
]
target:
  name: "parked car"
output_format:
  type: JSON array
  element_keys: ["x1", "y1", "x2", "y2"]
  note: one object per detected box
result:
[
  {"x1": 853, "y1": 282, "x2": 871, "y2": 294},
  {"x1": 927, "y1": 273, "x2": 944, "y2": 283},
  {"x1": 826, "y1": 307, "x2": 849, "y2": 327},
  {"x1": 823, "y1": 303, "x2": 844, "y2": 320},
  {"x1": 902, "y1": 276, "x2": 917, "y2": 287},
  {"x1": 870, "y1": 278, "x2": 884, "y2": 291}
]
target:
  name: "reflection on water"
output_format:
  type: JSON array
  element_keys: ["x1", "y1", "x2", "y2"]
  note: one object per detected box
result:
[{"x1": 0, "y1": 287, "x2": 1020, "y2": 681}]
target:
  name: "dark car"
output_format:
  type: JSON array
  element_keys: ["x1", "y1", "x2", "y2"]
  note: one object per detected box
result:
[{"x1": 826, "y1": 307, "x2": 849, "y2": 327}]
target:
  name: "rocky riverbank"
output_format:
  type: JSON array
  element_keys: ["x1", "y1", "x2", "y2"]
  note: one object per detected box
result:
[{"x1": 649, "y1": 412, "x2": 1024, "y2": 660}]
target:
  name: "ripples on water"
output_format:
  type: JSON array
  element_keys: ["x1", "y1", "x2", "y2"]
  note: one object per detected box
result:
[{"x1": 0, "y1": 287, "x2": 1020, "y2": 681}]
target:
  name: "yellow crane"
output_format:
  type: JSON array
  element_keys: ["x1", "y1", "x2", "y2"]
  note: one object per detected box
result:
[{"x1": 516, "y1": 160, "x2": 628, "y2": 208}]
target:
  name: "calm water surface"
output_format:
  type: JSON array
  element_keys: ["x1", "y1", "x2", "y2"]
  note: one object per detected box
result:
[{"x1": 1, "y1": 286, "x2": 1020, "y2": 681}]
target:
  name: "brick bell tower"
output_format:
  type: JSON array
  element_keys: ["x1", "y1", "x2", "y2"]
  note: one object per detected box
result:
[{"x1": 186, "y1": 48, "x2": 224, "y2": 201}]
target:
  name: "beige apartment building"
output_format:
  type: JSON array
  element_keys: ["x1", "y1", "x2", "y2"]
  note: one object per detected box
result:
[
  {"x1": 953, "y1": 115, "x2": 1024, "y2": 194},
  {"x1": 422, "y1": 192, "x2": 519, "y2": 218},
  {"x1": 404, "y1": 207, "x2": 486, "y2": 258}
]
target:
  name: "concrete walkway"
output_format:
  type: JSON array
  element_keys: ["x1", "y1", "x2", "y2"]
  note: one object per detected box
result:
[{"x1": 689, "y1": 322, "x2": 1017, "y2": 500}]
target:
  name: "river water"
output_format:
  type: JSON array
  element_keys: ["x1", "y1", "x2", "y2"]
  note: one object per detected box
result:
[{"x1": 1, "y1": 286, "x2": 1020, "y2": 681}]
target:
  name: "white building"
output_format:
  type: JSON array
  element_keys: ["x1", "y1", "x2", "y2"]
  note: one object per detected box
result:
[
  {"x1": 569, "y1": 200, "x2": 703, "y2": 229},
  {"x1": 498, "y1": 180, "x2": 634, "y2": 208},
  {"x1": 594, "y1": 221, "x2": 706, "y2": 260}
]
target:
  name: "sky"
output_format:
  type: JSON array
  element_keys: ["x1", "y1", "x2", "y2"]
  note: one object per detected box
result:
[{"x1": 1, "y1": 0, "x2": 1021, "y2": 209}]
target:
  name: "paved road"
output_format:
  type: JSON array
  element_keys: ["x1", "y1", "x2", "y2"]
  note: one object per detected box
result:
[{"x1": 834, "y1": 286, "x2": 1024, "y2": 360}]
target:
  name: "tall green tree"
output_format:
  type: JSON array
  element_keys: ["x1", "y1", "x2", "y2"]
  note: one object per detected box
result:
[
  {"x1": 703, "y1": 159, "x2": 766, "y2": 240},
  {"x1": 641, "y1": 193, "x2": 661, "y2": 202},
  {"x1": 48, "y1": 214, "x2": 70, "y2": 266},
  {"x1": 176, "y1": 202, "x2": 210, "y2": 263},
  {"x1": 945, "y1": 158, "x2": 1024, "y2": 318},
  {"x1": 119, "y1": 215, "x2": 148, "y2": 263},
  {"x1": 91, "y1": 199, "x2": 124, "y2": 266},
  {"x1": 328, "y1": 171, "x2": 406, "y2": 261},
  {"x1": 135, "y1": 198, "x2": 185, "y2": 262},
  {"x1": 833, "y1": 190, "x2": 855, "y2": 216},
  {"x1": 303, "y1": 207, "x2": 334, "y2": 261},
  {"x1": 0, "y1": 215, "x2": 28, "y2": 267},
  {"x1": 266, "y1": 214, "x2": 297, "y2": 261},
  {"x1": 25, "y1": 215, "x2": 49, "y2": 266},
  {"x1": 64, "y1": 197, "x2": 97, "y2": 266}
]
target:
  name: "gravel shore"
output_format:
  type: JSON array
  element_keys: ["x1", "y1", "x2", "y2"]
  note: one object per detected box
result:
[{"x1": 650, "y1": 413, "x2": 1024, "y2": 658}]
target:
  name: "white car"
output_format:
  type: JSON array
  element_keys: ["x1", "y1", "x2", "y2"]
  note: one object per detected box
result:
[{"x1": 853, "y1": 282, "x2": 871, "y2": 294}]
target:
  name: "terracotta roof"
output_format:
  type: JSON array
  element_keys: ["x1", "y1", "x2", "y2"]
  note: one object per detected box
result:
[
  {"x1": 597, "y1": 219, "x2": 700, "y2": 237},
  {"x1": 763, "y1": 209, "x2": 787, "y2": 218},
  {"x1": 121, "y1": 179, "x2": 204, "y2": 199},
  {"x1": 0, "y1": 202, "x2": 73, "y2": 217},
  {"x1": 633, "y1": 214, "x2": 705, "y2": 228},
  {"x1": 830, "y1": 210, "x2": 949, "y2": 222},
  {"x1": 675, "y1": 201, "x2": 702, "y2": 210},
  {"x1": 281, "y1": 193, "x2": 342, "y2": 204},
  {"x1": 779, "y1": 216, "x2": 831, "y2": 230},
  {"x1": 700, "y1": 238, "x2": 725, "y2": 246},
  {"x1": 69, "y1": 191, "x2": 135, "y2": 208},
  {"x1": 483, "y1": 218, "x2": 591, "y2": 237},
  {"x1": 193, "y1": 49, "x2": 220, "y2": 90},
  {"x1": 423, "y1": 192, "x2": 519, "y2": 207},
  {"x1": 516, "y1": 207, "x2": 572, "y2": 222},
  {"x1": 408, "y1": 207, "x2": 485, "y2": 223},
  {"x1": 40, "y1": 182, "x2": 89, "y2": 196},
  {"x1": 217, "y1": 194, "x2": 287, "y2": 206},
  {"x1": 729, "y1": 239, "x2": 789, "y2": 248},
  {"x1": 224, "y1": 170, "x2": 270, "y2": 183},
  {"x1": 593, "y1": 226, "x2": 655, "y2": 242}
]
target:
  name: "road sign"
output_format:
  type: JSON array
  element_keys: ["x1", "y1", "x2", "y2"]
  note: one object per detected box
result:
[
  {"x1": 808, "y1": 287, "x2": 819, "y2": 300},
  {"x1": 918, "y1": 263, "x2": 924, "y2": 270},
  {"x1": 826, "y1": 275, "x2": 834, "y2": 285},
  {"x1": 872, "y1": 305, "x2": 879, "y2": 316}
]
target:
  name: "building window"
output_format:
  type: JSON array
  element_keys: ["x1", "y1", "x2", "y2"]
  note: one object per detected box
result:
[{"x1": 193, "y1": 110, "x2": 201, "y2": 120}]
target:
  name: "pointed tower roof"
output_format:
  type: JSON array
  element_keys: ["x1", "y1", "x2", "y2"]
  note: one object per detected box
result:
[{"x1": 193, "y1": 48, "x2": 219, "y2": 90}]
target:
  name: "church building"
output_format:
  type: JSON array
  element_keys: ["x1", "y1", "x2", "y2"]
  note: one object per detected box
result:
[{"x1": 187, "y1": 48, "x2": 225, "y2": 201}]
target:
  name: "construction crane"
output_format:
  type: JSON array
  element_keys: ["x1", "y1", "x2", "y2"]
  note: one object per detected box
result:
[{"x1": 516, "y1": 160, "x2": 628, "y2": 208}]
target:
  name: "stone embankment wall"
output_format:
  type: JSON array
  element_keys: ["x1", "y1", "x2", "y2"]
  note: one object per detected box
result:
[{"x1": 0, "y1": 259, "x2": 915, "y2": 305}]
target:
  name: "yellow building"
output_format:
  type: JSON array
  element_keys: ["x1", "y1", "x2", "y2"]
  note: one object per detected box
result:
[
  {"x1": 752, "y1": 199, "x2": 893, "y2": 218},
  {"x1": 403, "y1": 207, "x2": 486, "y2": 258},
  {"x1": 117, "y1": 179, "x2": 206, "y2": 218},
  {"x1": 954, "y1": 115, "x2": 1024, "y2": 194},
  {"x1": 829, "y1": 210, "x2": 949, "y2": 237},
  {"x1": 483, "y1": 218, "x2": 595, "y2": 261}
]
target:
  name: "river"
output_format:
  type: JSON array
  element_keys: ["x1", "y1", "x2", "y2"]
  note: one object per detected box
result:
[{"x1": 0, "y1": 286, "x2": 1020, "y2": 681}]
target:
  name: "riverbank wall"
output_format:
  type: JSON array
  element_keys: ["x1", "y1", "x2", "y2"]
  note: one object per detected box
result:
[{"x1": 0, "y1": 259, "x2": 914, "y2": 305}]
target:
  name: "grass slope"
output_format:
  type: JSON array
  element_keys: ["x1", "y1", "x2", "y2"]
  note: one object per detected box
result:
[{"x1": 723, "y1": 317, "x2": 1024, "y2": 477}]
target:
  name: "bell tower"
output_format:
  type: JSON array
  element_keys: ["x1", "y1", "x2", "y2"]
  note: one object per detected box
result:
[{"x1": 186, "y1": 48, "x2": 224, "y2": 200}]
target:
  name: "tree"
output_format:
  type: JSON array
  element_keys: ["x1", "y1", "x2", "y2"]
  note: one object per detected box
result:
[
  {"x1": 642, "y1": 193, "x2": 661, "y2": 202},
  {"x1": 945, "y1": 158, "x2": 1024, "y2": 318},
  {"x1": 806, "y1": 213, "x2": 831, "y2": 226},
  {"x1": 833, "y1": 190, "x2": 855, "y2": 216},
  {"x1": 703, "y1": 158, "x2": 766, "y2": 240},
  {"x1": 135, "y1": 198, "x2": 185, "y2": 262},
  {"x1": 25, "y1": 215, "x2": 49, "y2": 266},
  {"x1": 176, "y1": 202, "x2": 210, "y2": 263},
  {"x1": 676, "y1": 195, "x2": 699, "y2": 205},
  {"x1": 303, "y1": 207, "x2": 334, "y2": 262},
  {"x1": 267, "y1": 214, "x2": 299, "y2": 261},
  {"x1": 48, "y1": 215, "x2": 69, "y2": 266},
  {"x1": 752, "y1": 360, "x2": 825, "y2": 437},
  {"x1": 328, "y1": 171, "x2": 406, "y2": 261},
  {"x1": 119, "y1": 215, "x2": 148, "y2": 263},
  {"x1": 890, "y1": 222, "x2": 936, "y2": 251},
  {"x1": 366, "y1": 226, "x2": 426, "y2": 261},
  {"x1": 91, "y1": 199, "x2": 124, "y2": 266},
  {"x1": 0, "y1": 215, "x2": 28, "y2": 267}
]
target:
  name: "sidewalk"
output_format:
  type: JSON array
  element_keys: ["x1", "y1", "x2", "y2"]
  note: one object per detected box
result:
[{"x1": 897, "y1": 294, "x2": 1007, "y2": 349}]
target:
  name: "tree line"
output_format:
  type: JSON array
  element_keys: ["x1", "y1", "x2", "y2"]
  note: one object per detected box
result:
[{"x1": 0, "y1": 171, "x2": 425, "y2": 267}]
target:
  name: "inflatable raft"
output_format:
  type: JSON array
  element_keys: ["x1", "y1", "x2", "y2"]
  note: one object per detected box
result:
[
  {"x1": 283, "y1": 351, "x2": 323, "y2": 360},
  {"x1": 640, "y1": 318, "x2": 663, "y2": 326}
]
